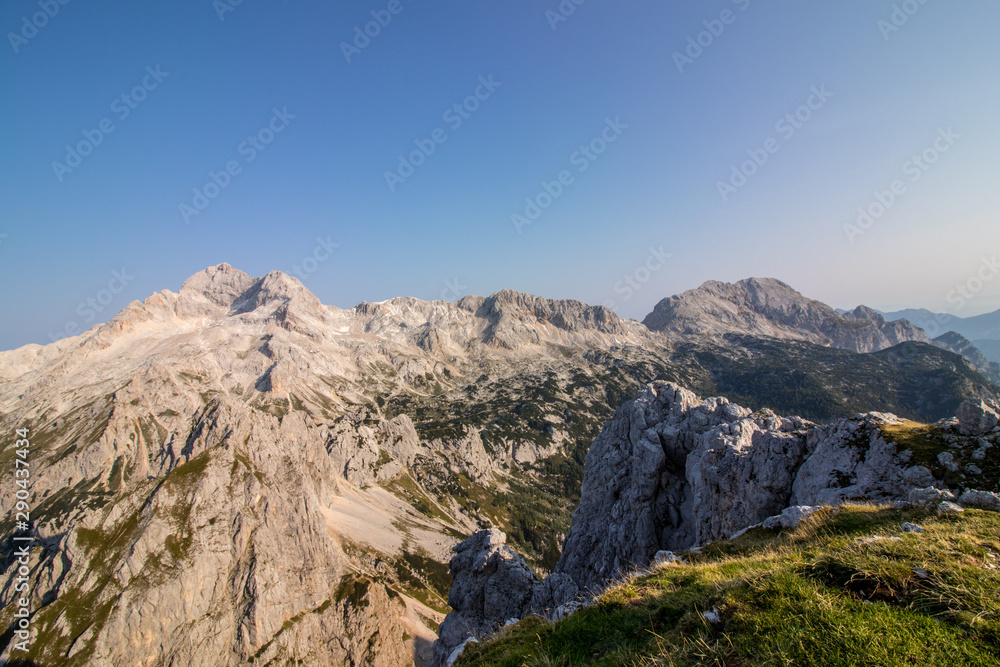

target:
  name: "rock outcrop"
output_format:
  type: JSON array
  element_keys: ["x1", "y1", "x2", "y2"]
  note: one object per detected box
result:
[
  {"x1": 432, "y1": 386, "x2": 1000, "y2": 662},
  {"x1": 550, "y1": 383, "x2": 926, "y2": 597},
  {"x1": 326, "y1": 409, "x2": 422, "y2": 486},
  {"x1": 431, "y1": 529, "x2": 538, "y2": 667},
  {"x1": 955, "y1": 398, "x2": 1000, "y2": 436}
]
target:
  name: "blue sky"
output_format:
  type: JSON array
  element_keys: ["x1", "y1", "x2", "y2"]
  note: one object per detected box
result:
[{"x1": 1, "y1": 1, "x2": 999, "y2": 350}]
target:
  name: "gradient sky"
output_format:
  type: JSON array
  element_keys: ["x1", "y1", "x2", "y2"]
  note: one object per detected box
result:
[{"x1": 1, "y1": 1, "x2": 999, "y2": 351}]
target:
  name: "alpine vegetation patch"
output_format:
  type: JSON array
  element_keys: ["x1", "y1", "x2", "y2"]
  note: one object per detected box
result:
[
  {"x1": 7, "y1": 0, "x2": 73, "y2": 54},
  {"x1": 512, "y1": 117, "x2": 628, "y2": 234},
  {"x1": 179, "y1": 107, "x2": 296, "y2": 224},
  {"x1": 51, "y1": 65, "x2": 170, "y2": 182},
  {"x1": 673, "y1": 0, "x2": 751, "y2": 74},
  {"x1": 384, "y1": 75, "x2": 501, "y2": 192},
  {"x1": 843, "y1": 126, "x2": 958, "y2": 244},
  {"x1": 545, "y1": 0, "x2": 588, "y2": 31},
  {"x1": 603, "y1": 245, "x2": 672, "y2": 309},
  {"x1": 716, "y1": 84, "x2": 833, "y2": 203},
  {"x1": 286, "y1": 236, "x2": 340, "y2": 283},
  {"x1": 341, "y1": 0, "x2": 414, "y2": 64},
  {"x1": 878, "y1": 0, "x2": 932, "y2": 41}
]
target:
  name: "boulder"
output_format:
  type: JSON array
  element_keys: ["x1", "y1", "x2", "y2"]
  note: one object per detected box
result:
[
  {"x1": 939, "y1": 501, "x2": 965, "y2": 513},
  {"x1": 760, "y1": 505, "x2": 823, "y2": 530},
  {"x1": 956, "y1": 399, "x2": 1000, "y2": 436},
  {"x1": 652, "y1": 551, "x2": 684, "y2": 566},
  {"x1": 957, "y1": 489, "x2": 1000, "y2": 512},
  {"x1": 908, "y1": 486, "x2": 957, "y2": 507}
]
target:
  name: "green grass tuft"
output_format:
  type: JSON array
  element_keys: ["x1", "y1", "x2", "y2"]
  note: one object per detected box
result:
[{"x1": 456, "y1": 505, "x2": 1000, "y2": 667}]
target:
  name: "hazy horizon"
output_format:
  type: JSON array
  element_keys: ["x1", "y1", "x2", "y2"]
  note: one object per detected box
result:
[{"x1": 2, "y1": 2, "x2": 999, "y2": 351}]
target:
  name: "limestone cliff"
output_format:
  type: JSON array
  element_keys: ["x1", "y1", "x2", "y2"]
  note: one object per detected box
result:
[{"x1": 432, "y1": 385, "x2": 1000, "y2": 663}]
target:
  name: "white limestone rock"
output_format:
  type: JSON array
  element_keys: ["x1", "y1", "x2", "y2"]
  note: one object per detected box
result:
[
  {"x1": 432, "y1": 529, "x2": 541, "y2": 666},
  {"x1": 652, "y1": 550, "x2": 684, "y2": 566},
  {"x1": 957, "y1": 489, "x2": 1000, "y2": 512},
  {"x1": 939, "y1": 501, "x2": 965, "y2": 513},
  {"x1": 908, "y1": 486, "x2": 957, "y2": 507},
  {"x1": 761, "y1": 505, "x2": 823, "y2": 530},
  {"x1": 956, "y1": 399, "x2": 1000, "y2": 436}
]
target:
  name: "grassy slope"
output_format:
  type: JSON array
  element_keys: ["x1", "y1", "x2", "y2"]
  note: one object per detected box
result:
[{"x1": 456, "y1": 505, "x2": 1000, "y2": 667}]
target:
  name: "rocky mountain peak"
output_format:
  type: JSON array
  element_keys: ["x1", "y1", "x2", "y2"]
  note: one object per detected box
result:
[
  {"x1": 178, "y1": 262, "x2": 258, "y2": 309},
  {"x1": 707, "y1": 276, "x2": 797, "y2": 298},
  {"x1": 472, "y1": 290, "x2": 631, "y2": 351},
  {"x1": 846, "y1": 304, "x2": 885, "y2": 322},
  {"x1": 642, "y1": 277, "x2": 929, "y2": 354},
  {"x1": 643, "y1": 277, "x2": 831, "y2": 333},
  {"x1": 230, "y1": 270, "x2": 323, "y2": 316},
  {"x1": 483, "y1": 290, "x2": 626, "y2": 333}
]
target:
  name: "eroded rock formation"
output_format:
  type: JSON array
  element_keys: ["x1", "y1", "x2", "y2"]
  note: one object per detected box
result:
[{"x1": 433, "y1": 385, "x2": 1000, "y2": 663}]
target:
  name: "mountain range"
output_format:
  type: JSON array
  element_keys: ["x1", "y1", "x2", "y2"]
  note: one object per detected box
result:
[
  {"x1": 1, "y1": 264, "x2": 997, "y2": 666},
  {"x1": 881, "y1": 306, "x2": 1000, "y2": 364}
]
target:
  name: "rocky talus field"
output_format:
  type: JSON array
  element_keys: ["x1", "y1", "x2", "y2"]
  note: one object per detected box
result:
[{"x1": 0, "y1": 264, "x2": 997, "y2": 666}]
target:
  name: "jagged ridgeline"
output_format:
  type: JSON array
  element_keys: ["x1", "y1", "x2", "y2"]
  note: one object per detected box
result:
[{"x1": 0, "y1": 264, "x2": 996, "y2": 666}]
